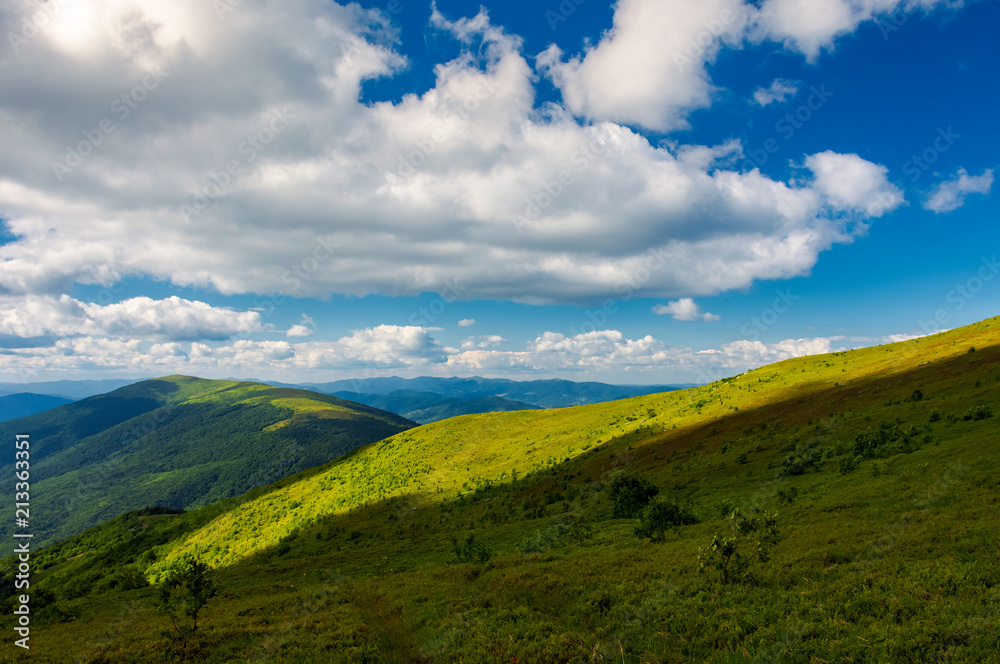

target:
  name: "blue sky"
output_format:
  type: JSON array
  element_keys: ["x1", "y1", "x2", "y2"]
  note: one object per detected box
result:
[{"x1": 0, "y1": 0, "x2": 996, "y2": 384}]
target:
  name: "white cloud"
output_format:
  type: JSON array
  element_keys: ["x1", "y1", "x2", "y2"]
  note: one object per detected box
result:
[
  {"x1": 924, "y1": 168, "x2": 994, "y2": 213},
  {"x1": 286, "y1": 313, "x2": 316, "y2": 337},
  {"x1": 752, "y1": 78, "x2": 800, "y2": 106},
  {"x1": 0, "y1": 0, "x2": 932, "y2": 313},
  {"x1": 0, "y1": 324, "x2": 924, "y2": 383},
  {"x1": 652, "y1": 298, "x2": 720, "y2": 322},
  {"x1": 458, "y1": 319, "x2": 476, "y2": 327},
  {"x1": 753, "y1": 0, "x2": 955, "y2": 61},
  {"x1": 461, "y1": 334, "x2": 506, "y2": 350},
  {"x1": 0, "y1": 295, "x2": 262, "y2": 340},
  {"x1": 805, "y1": 151, "x2": 904, "y2": 217},
  {"x1": 538, "y1": 0, "x2": 749, "y2": 132}
]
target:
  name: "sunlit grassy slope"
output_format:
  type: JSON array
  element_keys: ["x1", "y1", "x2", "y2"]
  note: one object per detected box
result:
[
  {"x1": 9, "y1": 316, "x2": 1000, "y2": 663},
  {"x1": 154, "y1": 317, "x2": 1000, "y2": 573},
  {"x1": 0, "y1": 375, "x2": 415, "y2": 545}
]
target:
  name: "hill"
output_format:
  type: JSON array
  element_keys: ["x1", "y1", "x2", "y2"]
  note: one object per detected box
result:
[
  {"x1": 0, "y1": 393, "x2": 74, "y2": 422},
  {"x1": 0, "y1": 376, "x2": 414, "y2": 546},
  {"x1": 7, "y1": 317, "x2": 1000, "y2": 663},
  {"x1": 288, "y1": 376, "x2": 690, "y2": 408},
  {"x1": 0, "y1": 378, "x2": 141, "y2": 400},
  {"x1": 329, "y1": 389, "x2": 542, "y2": 423}
]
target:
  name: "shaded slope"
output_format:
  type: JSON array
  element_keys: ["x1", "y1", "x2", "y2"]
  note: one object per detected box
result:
[
  {"x1": 0, "y1": 392, "x2": 75, "y2": 422},
  {"x1": 0, "y1": 375, "x2": 415, "y2": 545}
]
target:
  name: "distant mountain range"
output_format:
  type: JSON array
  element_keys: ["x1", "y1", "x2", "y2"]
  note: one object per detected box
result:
[
  {"x1": 328, "y1": 389, "x2": 542, "y2": 424},
  {"x1": 3, "y1": 375, "x2": 693, "y2": 424},
  {"x1": 280, "y1": 376, "x2": 693, "y2": 412},
  {"x1": 0, "y1": 392, "x2": 75, "y2": 422},
  {"x1": 0, "y1": 375, "x2": 414, "y2": 545},
  {"x1": 0, "y1": 378, "x2": 139, "y2": 400}
]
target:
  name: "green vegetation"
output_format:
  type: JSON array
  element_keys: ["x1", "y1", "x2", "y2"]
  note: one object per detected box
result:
[
  {"x1": 4, "y1": 316, "x2": 1000, "y2": 663},
  {"x1": 157, "y1": 555, "x2": 217, "y2": 638},
  {"x1": 0, "y1": 376, "x2": 414, "y2": 545}
]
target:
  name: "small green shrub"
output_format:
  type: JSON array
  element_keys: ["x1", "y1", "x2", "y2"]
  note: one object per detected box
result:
[
  {"x1": 609, "y1": 475, "x2": 659, "y2": 519},
  {"x1": 697, "y1": 509, "x2": 782, "y2": 584},
  {"x1": 634, "y1": 496, "x2": 698, "y2": 541},
  {"x1": 962, "y1": 405, "x2": 993, "y2": 421},
  {"x1": 452, "y1": 533, "x2": 493, "y2": 564}
]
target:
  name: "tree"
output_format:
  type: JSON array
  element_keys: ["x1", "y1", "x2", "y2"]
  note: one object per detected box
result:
[{"x1": 157, "y1": 555, "x2": 217, "y2": 638}]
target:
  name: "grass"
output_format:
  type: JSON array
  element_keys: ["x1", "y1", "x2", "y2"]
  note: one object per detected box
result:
[{"x1": 3, "y1": 316, "x2": 1000, "y2": 662}]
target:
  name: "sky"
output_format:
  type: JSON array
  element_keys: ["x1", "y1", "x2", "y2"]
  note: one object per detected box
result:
[{"x1": 0, "y1": 0, "x2": 996, "y2": 385}]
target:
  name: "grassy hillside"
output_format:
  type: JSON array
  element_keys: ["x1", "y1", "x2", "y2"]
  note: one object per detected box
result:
[
  {"x1": 6, "y1": 317, "x2": 1000, "y2": 663},
  {"x1": 0, "y1": 376, "x2": 415, "y2": 546}
]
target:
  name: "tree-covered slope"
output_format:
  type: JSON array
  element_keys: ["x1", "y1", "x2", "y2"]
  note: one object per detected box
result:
[{"x1": 0, "y1": 375, "x2": 415, "y2": 545}]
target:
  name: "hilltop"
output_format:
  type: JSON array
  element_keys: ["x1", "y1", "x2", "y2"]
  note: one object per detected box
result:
[
  {"x1": 0, "y1": 376, "x2": 414, "y2": 546},
  {"x1": 6, "y1": 317, "x2": 1000, "y2": 663}
]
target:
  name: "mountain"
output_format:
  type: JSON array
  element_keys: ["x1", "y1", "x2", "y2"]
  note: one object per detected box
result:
[
  {"x1": 0, "y1": 375, "x2": 414, "y2": 546},
  {"x1": 10, "y1": 316, "x2": 1000, "y2": 663},
  {"x1": 0, "y1": 377, "x2": 142, "y2": 400},
  {"x1": 0, "y1": 392, "x2": 74, "y2": 422},
  {"x1": 286, "y1": 376, "x2": 691, "y2": 408},
  {"x1": 329, "y1": 389, "x2": 542, "y2": 423}
]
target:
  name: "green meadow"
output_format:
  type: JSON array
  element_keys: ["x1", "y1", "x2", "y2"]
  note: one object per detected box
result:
[{"x1": 4, "y1": 316, "x2": 999, "y2": 663}]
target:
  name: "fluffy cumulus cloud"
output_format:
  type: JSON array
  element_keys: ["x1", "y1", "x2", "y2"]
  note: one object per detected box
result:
[
  {"x1": 458, "y1": 319, "x2": 476, "y2": 327},
  {"x1": 461, "y1": 334, "x2": 506, "y2": 350},
  {"x1": 0, "y1": 0, "x2": 918, "y2": 316},
  {"x1": 804, "y1": 151, "x2": 904, "y2": 217},
  {"x1": 753, "y1": 0, "x2": 957, "y2": 60},
  {"x1": 924, "y1": 168, "x2": 994, "y2": 213},
  {"x1": 652, "y1": 298, "x2": 720, "y2": 322},
  {"x1": 752, "y1": 78, "x2": 800, "y2": 106},
  {"x1": 0, "y1": 295, "x2": 263, "y2": 340}
]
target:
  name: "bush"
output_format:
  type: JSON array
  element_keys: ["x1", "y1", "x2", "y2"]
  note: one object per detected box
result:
[
  {"x1": 517, "y1": 516, "x2": 593, "y2": 553},
  {"x1": 452, "y1": 533, "x2": 492, "y2": 564},
  {"x1": 839, "y1": 455, "x2": 861, "y2": 475},
  {"x1": 779, "y1": 440, "x2": 822, "y2": 476},
  {"x1": 609, "y1": 475, "x2": 659, "y2": 519},
  {"x1": 962, "y1": 405, "x2": 993, "y2": 421},
  {"x1": 697, "y1": 509, "x2": 781, "y2": 584},
  {"x1": 634, "y1": 496, "x2": 697, "y2": 541},
  {"x1": 853, "y1": 422, "x2": 920, "y2": 459}
]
